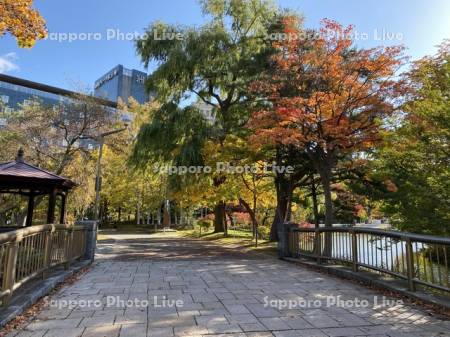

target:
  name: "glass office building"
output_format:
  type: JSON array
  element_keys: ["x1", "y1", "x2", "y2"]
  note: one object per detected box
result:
[
  {"x1": 94, "y1": 65, "x2": 149, "y2": 104},
  {"x1": 0, "y1": 74, "x2": 117, "y2": 130},
  {"x1": 0, "y1": 74, "x2": 71, "y2": 118},
  {"x1": 0, "y1": 73, "x2": 117, "y2": 109}
]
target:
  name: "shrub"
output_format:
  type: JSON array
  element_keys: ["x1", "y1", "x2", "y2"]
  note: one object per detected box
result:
[{"x1": 257, "y1": 226, "x2": 270, "y2": 240}]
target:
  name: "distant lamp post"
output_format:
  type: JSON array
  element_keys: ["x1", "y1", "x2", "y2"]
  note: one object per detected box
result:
[{"x1": 83, "y1": 115, "x2": 130, "y2": 221}]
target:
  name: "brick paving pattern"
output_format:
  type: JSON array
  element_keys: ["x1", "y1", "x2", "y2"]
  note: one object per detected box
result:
[{"x1": 6, "y1": 233, "x2": 450, "y2": 337}]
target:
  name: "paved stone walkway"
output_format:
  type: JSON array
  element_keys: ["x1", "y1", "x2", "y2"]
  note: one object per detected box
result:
[{"x1": 6, "y1": 232, "x2": 450, "y2": 337}]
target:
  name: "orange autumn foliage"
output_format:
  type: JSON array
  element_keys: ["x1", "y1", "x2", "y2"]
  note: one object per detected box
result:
[{"x1": 249, "y1": 17, "x2": 406, "y2": 156}]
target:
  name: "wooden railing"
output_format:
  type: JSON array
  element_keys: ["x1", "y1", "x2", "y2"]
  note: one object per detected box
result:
[
  {"x1": 0, "y1": 224, "x2": 88, "y2": 306},
  {"x1": 286, "y1": 226, "x2": 450, "y2": 293}
]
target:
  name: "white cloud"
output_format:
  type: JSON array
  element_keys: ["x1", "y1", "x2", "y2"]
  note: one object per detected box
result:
[{"x1": 0, "y1": 52, "x2": 19, "y2": 73}]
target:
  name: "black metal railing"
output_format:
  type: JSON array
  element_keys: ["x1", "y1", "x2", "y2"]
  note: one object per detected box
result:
[{"x1": 287, "y1": 226, "x2": 450, "y2": 293}]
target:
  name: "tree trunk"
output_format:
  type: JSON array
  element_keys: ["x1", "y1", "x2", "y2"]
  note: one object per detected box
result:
[
  {"x1": 270, "y1": 172, "x2": 295, "y2": 242},
  {"x1": 214, "y1": 201, "x2": 225, "y2": 233},
  {"x1": 308, "y1": 148, "x2": 336, "y2": 257},
  {"x1": 174, "y1": 208, "x2": 178, "y2": 225},
  {"x1": 180, "y1": 208, "x2": 184, "y2": 226},
  {"x1": 223, "y1": 203, "x2": 228, "y2": 237},
  {"x1": 226, "y1": 211, "x2": 234, "y2": 227},
  {"x1": 320, "y1": 168, "x2": 333, "y2": 228},
  {"x1": 318, "y1": 164, "x2": 333, "y2": 257},
  {"x1": 239, "y1": 197, "x2": 259, "y2": 246},
  {"x1": 163, "y1": 206, "x2": 170, "y2": 227},
  {"x1": 311, "y1": 178, "x2": 320, "y2": 228},
  {"x1": 269, "y1": 147, "x2": 293, "y2": 242},
  {"x1": 101, "y1": 199, "x2": 108, "y2": 223},
  {"x1": 270, "y1": 187, "x2": 290, "y2": 242},
  {"x1": 136, "y1": 203, "x2": 141, "y2": 225},
  {"x1": 284, "y1": 189, "x2": 293, "y2": 223}
]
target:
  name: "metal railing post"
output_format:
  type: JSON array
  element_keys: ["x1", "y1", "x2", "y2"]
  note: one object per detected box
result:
[
  {"x1": 75, "y1": 220, "x2": 98, "y2": 262},
  {"x1": 315, "y1": 228, "x2": 322, "y2": 264},
  {"x1": 405, "y1": 237, "x2": 416, "y2": 291},
  {"x1": 288, "y1": 228, "x2": 294, "y2": 257},
  {"x1": 278, "y1": 223, "x2": 290, "y2": 258},
  {"x1": 2, "y1": 241, "x2": 18, "y2": 306},
  {"x1": 351, "y1": 229, "x2": 358, "y2": 272},
  {"x1": 294, "y1": 230, "x2": 299, "y2": 257}
]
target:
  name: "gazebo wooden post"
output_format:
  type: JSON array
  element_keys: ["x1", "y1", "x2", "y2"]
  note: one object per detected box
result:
[
  {"x1": 47, "y1": 188, "x2": 57, "y2": 224},
  {"x1": 60, "y1": 193, "x2": 67, "y2": 224},
  {"x1": 25, "y1": 193, "x2": 35, "y2": 227}
]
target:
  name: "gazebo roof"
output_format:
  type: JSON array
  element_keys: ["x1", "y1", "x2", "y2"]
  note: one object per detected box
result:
[{"x1": 0, "y1": 149, "x2": 76, "y2": 194}]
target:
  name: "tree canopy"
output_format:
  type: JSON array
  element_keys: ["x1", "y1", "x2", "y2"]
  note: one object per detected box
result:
[
  {"x1": 248, "y1": 17, "x2": 405, "y2": 229},
  {"x1": 0, "y1": 0, "x2": 47, "y2": 47},
  {"x1": 369, "y1": 41, "x2": 450, "y2": 235}
]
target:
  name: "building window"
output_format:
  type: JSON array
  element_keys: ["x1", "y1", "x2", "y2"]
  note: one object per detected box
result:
[
  {"x1": 136, "y1": 74, "x2": 146, "y2": 84},
  {"x1": 0, "y1": 95, "x2": 9, "y2": 103},
  {"x1": 123, "y1": 68, "x2": 132, "y2": 77}
]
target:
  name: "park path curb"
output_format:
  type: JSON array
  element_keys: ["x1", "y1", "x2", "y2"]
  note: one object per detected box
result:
[{"x1": 0, "y1": 260, "x2": 91, "y2": 328}]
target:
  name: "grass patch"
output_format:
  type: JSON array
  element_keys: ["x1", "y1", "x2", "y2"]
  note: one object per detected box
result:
[
  {"x1": 97, "y1": 233, "x2": 110, "y2": 241},
  {"x1": 176, "y1": 228, "x2": 278, "y2": 257}
]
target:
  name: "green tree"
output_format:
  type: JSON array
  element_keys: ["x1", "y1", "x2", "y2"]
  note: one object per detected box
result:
[
  {"x1": 132, "y1": 0, "x2": 280, "y2": 232},
  {"x1": 101, "y1": 99, "x2": 166, "y2": 225},
  {"x1": 373, "y1": 41, "x2": 450, "y2": 235}
]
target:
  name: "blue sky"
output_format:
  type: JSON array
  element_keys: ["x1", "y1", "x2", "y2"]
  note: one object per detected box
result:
[{"x1": 0, "y1": 0, "x2": 449, "y2": 91}]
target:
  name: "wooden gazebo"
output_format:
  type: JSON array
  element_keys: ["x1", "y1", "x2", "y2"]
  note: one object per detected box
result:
[{"x1": 0, "y1": 149, "x2": 76, "y2": 226}]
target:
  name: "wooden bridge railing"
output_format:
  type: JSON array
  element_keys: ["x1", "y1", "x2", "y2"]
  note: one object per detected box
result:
[
  {"x1": 284, "y1": 225, "x2": 450, "y2": 294},
  {"x1": 0, "y1": 224, "x2": 89, "y2": 307}
]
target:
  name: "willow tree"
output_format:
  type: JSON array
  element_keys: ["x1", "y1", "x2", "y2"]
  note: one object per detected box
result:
[{"x1": 133, "y1": 0, "x2": 280, "y2": 232}]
